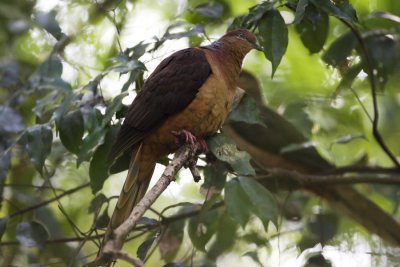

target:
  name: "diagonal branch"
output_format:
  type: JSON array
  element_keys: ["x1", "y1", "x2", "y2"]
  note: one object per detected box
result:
[{"x1": 96, "y1": 143, "x2": 200, "y2": 265}]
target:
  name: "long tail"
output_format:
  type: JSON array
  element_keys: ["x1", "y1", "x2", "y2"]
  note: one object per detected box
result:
[{"x1": 102, "y1": 144, "x2": 156, "y2": 251}]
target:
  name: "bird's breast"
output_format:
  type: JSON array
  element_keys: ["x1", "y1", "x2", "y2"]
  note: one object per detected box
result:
[{"x1": 144, "y1": 72, "x2": 236, "y2": 156}]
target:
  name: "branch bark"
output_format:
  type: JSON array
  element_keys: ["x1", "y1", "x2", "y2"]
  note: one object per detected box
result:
[{"x1": 96, "y1": 143, "x2": 200, "y2": 265}]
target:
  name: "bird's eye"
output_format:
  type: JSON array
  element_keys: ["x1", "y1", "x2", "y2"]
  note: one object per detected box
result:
[{"x1": 237, "y1": 32, "x2": 246, "y2": 40}]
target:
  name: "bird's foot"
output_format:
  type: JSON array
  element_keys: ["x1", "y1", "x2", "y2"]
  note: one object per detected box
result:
[{"x1": 173, "y1": 129, "x2": 208, "y2": 153}]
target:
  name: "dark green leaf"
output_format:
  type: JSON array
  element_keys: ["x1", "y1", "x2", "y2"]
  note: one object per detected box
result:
[
  {"x1": 322, "y1": 31, "x2": 357, "y2": 67},
  {"x1": 53, "y1": 92, "x2": 74, "y2": 123},
  {"x1": 57, "y1": 109, "x2": 84, "y2": 154},
  {"x1": 229, "y1": 94, "x2": 265, "y2": 126},
  {"x1": 293, "y1": 0, "x2": 309, "y2": 24},
  {"x1": 295, "y1": 3, "x2": 329, "y2": 54},
  {"x1": 237, "y1": 2, "x2": 275, "y2": 28},
  {"x1": 336, "y1": 63, "x2": 362, "y2": 92},
  {"x1": 188, "y1": 209, "x2": 219, "y2": 251},
  {"x1": 110, "y1": 58, "x2": 146, "y2": 74},
  {"x1": 243, "y1": 251, "x2": 262, "y2": 266},
  {"x1": 364, "y1": 35, "x2": 398, "y2": 87},
  {"x1": 88, "y1": 193, "x2": 108, "y2": 213},
  {"x1": 22, "y1": 124, "x2": 53, "y2": 175},
  {"x1": 309, "y1": 0, "x2": 353, "y2": 22},
  {"x1": 34, "y1": 11, "x2": 63, "y2": 40},
  {"x1": 208, "y1": 133, "x2": 255, "y2": 176},
  {"x1": 307, "y1": 212, "x2": 338, "y2": 243},
  {"x1": 202, "y1": 161, "x2": 227, "y2": 191},
  {"x1": 159, "y1": 219, "x2": 184, "y2": 261},
  {"x1": 224, "y1": 179, "x2": 252, "y2": 227},
  {"x1": 239, "y1": 177, "x2": 278, "y2": 228},
  {"x1": 137, "y1": 235, "x2": 156, "y2": 261},
  {"x1": 102, "y1": 93, "x2": 128, "y2": 127},
  {"x1": 137, "y1": 217, "x2": 158, "y2": 227},
  {"x1": 89, "y1": 126, "x2": 119, "y2": 193},
  {"x1": 16, "y1": 221, "x2": 49, "y2": 247},
  {"x1": 0, "y1": 106, "x2": 24, "y2": 133},
  {"x1": 77, "y1": 127, "x2": 105, "y2": 166},
  {"x1": 364, "y1": 11, "x2": 400, "y2": 29},
  {"x1": 258, "y1": 9, "x2": 288, "y2": 77},
  {"x1": 0, "y1": 218, "x2": 8, "y2": 241},
  {"x1": 40, "y1": 55, "x2": 63, "y2": 78},
  {"x1": 207, "y1": 211, "x2": 238, "y2": 259},
  {"x1": 95, "y1": 209, "x2": 110, "y2": 228},
  {"x1": 193, "y1": 3, "x2": 224, "y2": 19},
  {"x1": 336, "y1": 2, "x2": 358, "y2": 22}
]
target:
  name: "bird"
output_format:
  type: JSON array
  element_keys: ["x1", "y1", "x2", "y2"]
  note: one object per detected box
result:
[
  {"x1": 223, "y1": 72, "x2": 400, "y2": 246},
  {"x1": 104, "y1": 28, "x2": 262, "y2": 242}
]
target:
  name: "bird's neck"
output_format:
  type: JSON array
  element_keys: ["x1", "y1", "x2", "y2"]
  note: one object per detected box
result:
[{"x1": 204, "y1": 41, "x2": 246, "y2": 84}]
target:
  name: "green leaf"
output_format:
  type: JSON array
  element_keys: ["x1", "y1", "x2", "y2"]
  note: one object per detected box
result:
[
  {"x1": 0, "y1": 218, "x2": 8, "y2": 241},
  {"x1": 77, "y1": 127, "x2": 105, "y2": 166},
  {"x1": 95, "y1": 209, "x2": 110, "y2": 228},
  {"x1": 364, "y1": 11, "x2": 400, "y2": 29},
  {"x1": 57, "y1": 109, "x2": 84, "y2": 154},
  {"x1": 162, "y1": 263, "x2": 186, "y2": 267},
  {"x1": 202, "y1": 161, "x2": 227, "y2": 191},
  {"x1": 137, "y1": 217, "x2": 158, "y2": 227},
  {"x1": 336, "y1": 63, "x2": 362, "y2": 92},
  {"x1": 229, "y1": 94, "x2": 265, "y2": 127},
  {"x1": 40, "y1": 55, "x2": 63, "y2": 78},
  {"x1": 364, "y1": 35, "x2": 398, "y2": 87},
  {"x1": 188, "y1": 209, "x2": 219, "y2": 252},
  {"x1": 137, "y1": 235, "x2": 156, "y2": 261},
  {"x1": 89, "y1": 126, "x2": 119, "y2": 194},
  {"x1": 208, "y1": 133, "x2": 255, "y2": 176},
  {"x1": 21, "y1": 124, "x2": 53, "y2": 175},
  {"x1": 102, "y1": 93, "x2": 128, "y2": 127},
  {"x1": 293, "y1": 0, "x2": 309, "y2": 24},
  {"x1": 322, "y1": 31, "x2": 357, "y2": 67},
  {"x1": 193, "y1": 2, "x2": 224, "y2": 19},
  {"x1": 88, "y1": 193, "x2": 108, "y2": 213},
  {"x1": 0, "y1": 106, "x2": 24, "y2": 133},
  {"x1": 258, "y1": 8, "x2": 288, "y2": 78},
  {"x1": 224, "y1": 179, "x2": 252, "y2": 227},
  {"x1": 34, "y1": 11, "x2": 63, "y2": 40},
  {"x1": 336, "y1": 2, "x2": 358, "y2": 22},
  {"x1": 207, "y1": 211, "x2": 238, "y2": 259},
  {"x1": 16, "y1": 221, "x2": 49, "y2": 247},
  {"x1": 243, "y1": 251, "x2": 263, "y2": 266},
  {"x1": 239, "y1": 177, "x2": 278, "y2": 229},
  {"x1": 159, "y1": 219, "x2": 184, "y2": 261},
  {"x1": 309, "y1": 0, "x2": 354, "y2": 22},
  {"x1": 295, "y1": 3, "x2": 329, "y2": 54}
]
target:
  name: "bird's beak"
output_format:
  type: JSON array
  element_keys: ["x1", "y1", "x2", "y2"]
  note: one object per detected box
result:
[{"x1": 252, "y1": 42, "x2": 263, "y2": 51}]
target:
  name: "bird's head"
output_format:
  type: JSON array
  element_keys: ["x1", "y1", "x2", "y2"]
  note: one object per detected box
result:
[{"x1": 218, "y1": 28, "x2": 263, "y2": 54}]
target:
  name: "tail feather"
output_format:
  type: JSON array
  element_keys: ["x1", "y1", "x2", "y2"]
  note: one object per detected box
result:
[{"x1": 103, "y1": 143, "x2": 156, "y2": 246}]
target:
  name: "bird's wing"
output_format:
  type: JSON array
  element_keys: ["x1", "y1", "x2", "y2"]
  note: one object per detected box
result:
[{"x1": 109, "y1": 48, "x2": 212, "y2": 160}]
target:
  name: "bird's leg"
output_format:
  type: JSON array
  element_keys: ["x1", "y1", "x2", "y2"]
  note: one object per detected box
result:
[{"x1": 173, "y1": 129, "x2": 208, "y2": 153}]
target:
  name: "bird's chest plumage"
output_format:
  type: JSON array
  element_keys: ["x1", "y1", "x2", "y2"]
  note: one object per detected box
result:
[{"x1": 144, "y1": 53, "x2": 237, "y2": 156}]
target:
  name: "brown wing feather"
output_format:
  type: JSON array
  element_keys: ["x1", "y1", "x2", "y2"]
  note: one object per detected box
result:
[{"x1": 109, "y1": 48, "x2": 212, "y2": 161}]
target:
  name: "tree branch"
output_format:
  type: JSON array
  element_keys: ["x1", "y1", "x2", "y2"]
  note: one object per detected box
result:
[
  {"x1": 97, "y1": 143, "x2": 200, "y2": 264},
  {"x1": 257, "y1": 168, "x2": 400, "y2": 190}
]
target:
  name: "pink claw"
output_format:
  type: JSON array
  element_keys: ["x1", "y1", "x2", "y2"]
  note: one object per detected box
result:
[
  {"x1": 198, "y1": 139, "x2": 208, "y2": 153},
  {"x1": 181, "y1": 129, "x2": 197, "y2": 145}
]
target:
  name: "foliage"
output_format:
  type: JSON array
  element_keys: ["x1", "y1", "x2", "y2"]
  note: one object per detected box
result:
[{"x1": 1, "y1": 0, "x2": 400, "y2": 266}]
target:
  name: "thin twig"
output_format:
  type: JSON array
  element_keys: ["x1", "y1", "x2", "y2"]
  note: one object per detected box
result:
[
  {"x1": 114, "y1": 250, "x2": 144, "y2": 267},
  {"x1": 7, "y1": 183, "x2": 90, "y2": 219},
  {"x1": 339, "y1": 19, "x2": 400, "y2": 169}
]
